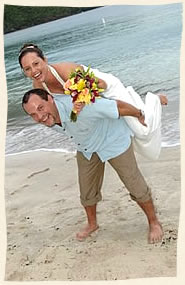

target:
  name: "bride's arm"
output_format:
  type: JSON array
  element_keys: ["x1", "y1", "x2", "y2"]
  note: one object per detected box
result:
[{"x1": 117, "y1": 100, "x2": 147, "y2": 126}]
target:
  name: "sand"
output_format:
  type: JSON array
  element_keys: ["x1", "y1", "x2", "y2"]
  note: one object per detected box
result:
[{"x1": 4, "y1": 146, "x2": 180, "y2": 281}]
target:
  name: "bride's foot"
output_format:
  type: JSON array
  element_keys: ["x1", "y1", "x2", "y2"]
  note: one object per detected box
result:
[
  {"x1": 158, "y1": 94, "x2": 168, "y2": 105},
  {"x1": 76, "y1": 224, "x2": 99, "y2": 241}
]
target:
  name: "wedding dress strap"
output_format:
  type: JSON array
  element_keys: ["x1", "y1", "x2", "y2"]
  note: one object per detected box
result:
[
  {"x1": 48, "y1": 65, "x2": 65, "y2": 86},
  {"x1": 42, "y1": 65, "x2": 65, "y2": 94},
  {"x1": 42, "y1": 82, "x2": 52, "y2": 95}
]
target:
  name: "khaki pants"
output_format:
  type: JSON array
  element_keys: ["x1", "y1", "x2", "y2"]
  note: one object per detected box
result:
[{"x1": 76, "y1": 144, "x2": 151, "y2": 207}]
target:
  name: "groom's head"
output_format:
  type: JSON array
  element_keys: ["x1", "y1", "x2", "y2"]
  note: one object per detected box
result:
[{"x1": 22, "y1": 88, "x2": 60, "y2": 127}]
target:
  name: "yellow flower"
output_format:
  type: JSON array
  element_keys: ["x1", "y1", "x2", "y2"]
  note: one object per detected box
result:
[
  {"x1": 76, "y1": 92, "x2": 91, "y2": 104},
  {"x1": 77, "y1": 79, "x2": 86, "y2": 91},
  {"x1": 64, "y1": 90, "x2": 71, "y2": 95},
  {"x1": 92, "y1": 82, "x2": 98, "y2": 89},
  {"x1": 70, "y1": 83, "x2": 78, "y2": 90},
  {"x1": 71, "y1": 78, "x2": 75, "y2": 85}
]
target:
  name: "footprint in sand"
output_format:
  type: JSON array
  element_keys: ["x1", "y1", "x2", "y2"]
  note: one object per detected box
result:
[
  {"x1": 9, "y1": 183, "x2": 30, "y2": 196},
  {"x1": 27, "y1": 168, "x2": 50, "y2": 179}
]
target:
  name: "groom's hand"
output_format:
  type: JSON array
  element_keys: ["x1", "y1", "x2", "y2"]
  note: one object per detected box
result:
[{"x1": 73, "y1": 102, "x2": 85, "y2": 114}]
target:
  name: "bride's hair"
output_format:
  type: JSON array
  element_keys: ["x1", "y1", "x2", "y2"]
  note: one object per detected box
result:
[{"x1": 18, "y1": 43, "x2": 45, "y2": 68}]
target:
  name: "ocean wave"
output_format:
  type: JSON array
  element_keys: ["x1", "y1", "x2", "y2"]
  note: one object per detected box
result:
[
  {"x1": 5, "y1": 148, "x2": 76, "y2": 157},
  {"x1": 161, "y1": 141, "x2": 180, "y2": 148},
  {"x1": 5, "y1": 143, "x2": 180, "y2": 157}
]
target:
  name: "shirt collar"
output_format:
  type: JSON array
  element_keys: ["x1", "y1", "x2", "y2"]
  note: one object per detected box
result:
[{"x1": 53, "y1": 95, "x2": 68, "y2": 124}]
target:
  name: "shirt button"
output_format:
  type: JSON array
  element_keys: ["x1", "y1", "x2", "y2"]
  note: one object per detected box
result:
[
  {"x1": 78, "y1": 143, "x2": 80, "y2": 145},
  {"x1": 70, "y1": 136, "x2": 73, "y2": 138},
  {"x1": 84, "y1": 148, "x2": 87, "y2": 151},
  {"x1": 63, "y1": 128, "x2": 66, "y2": 131}
]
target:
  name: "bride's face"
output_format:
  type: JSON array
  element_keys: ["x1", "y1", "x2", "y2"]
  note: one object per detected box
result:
[{"x1": 21, "y1": 52, "x2": 49, "y2": 83}]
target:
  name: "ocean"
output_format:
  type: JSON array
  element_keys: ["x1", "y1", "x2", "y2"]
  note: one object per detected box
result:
[{"x1": 4, "y1": 4, "x2": 182, "y2": 156}]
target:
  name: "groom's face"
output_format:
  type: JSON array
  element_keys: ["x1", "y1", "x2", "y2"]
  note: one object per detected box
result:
[{"x1": 23, "y1": 94, "x2": 60, "y2": 127}]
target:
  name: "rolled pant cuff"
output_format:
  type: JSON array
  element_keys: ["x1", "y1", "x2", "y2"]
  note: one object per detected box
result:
[
  {"x1": 80, "y1": 196, "x2": 102, "y2": 207},
  {"x1": 130, "y1": 187, "x2": 152, "y2": 203}
]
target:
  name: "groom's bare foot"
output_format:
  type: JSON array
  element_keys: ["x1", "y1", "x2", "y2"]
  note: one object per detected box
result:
[
  {"x1": 76, "y1": 224, "x2": 99, "y2": 241},
  {"x1": 158, "y1": 94, "x2": 168, "y2": 105},
  {"x1": 148, "y1": 222, "x2": 164, "y2": 244}
]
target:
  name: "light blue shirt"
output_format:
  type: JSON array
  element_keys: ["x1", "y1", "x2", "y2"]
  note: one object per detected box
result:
[{"x1": 53, "y1": 95, "x2": 133, "y2": 162}]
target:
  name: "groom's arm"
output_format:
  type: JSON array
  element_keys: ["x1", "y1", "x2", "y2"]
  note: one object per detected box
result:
[{"x1": 77, "y1": 97, "x2": 146, "y2": 126}]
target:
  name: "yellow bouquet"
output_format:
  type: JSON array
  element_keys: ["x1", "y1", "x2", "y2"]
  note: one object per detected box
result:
[{"x1": 64, "y1": 66, "x2": 104, "y2": 122}]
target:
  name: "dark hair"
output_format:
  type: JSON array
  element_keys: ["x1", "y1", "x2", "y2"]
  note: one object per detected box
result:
[
  {"x1": 18, "y1": 43, "x2": 45, "y2": 68},
  {"x1": 22, "y1": 88, "x2": 50, "y2": 111}
]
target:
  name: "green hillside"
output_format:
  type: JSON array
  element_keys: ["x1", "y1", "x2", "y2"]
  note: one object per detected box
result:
[{"x1": 4, "y1": 5, "x2": 100, "y2": 34}]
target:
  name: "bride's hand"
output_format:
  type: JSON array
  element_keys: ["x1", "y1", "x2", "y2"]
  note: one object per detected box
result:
[{"x1": 138, "y1": 113, "x2": 147, "y2": 127}]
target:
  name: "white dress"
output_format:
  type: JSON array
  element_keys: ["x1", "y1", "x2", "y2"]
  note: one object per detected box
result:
[{"x1": 43, "y1": 65, "x2": 162, "y2": 160}]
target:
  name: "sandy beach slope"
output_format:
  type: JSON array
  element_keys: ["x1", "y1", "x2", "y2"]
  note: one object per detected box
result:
[{"x1": 4, "y1": 146, "x2": 180, "y2": 281}]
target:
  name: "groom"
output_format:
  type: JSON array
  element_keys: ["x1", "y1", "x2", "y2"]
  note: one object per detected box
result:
[{"x1": 22, "y1": 88, "x2": 163, "y2": 243}]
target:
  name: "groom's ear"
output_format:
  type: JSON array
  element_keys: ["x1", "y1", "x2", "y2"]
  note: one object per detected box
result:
[{"x1": 48, "y1": 94, "x2": 54, "y2": 103}]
